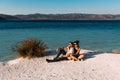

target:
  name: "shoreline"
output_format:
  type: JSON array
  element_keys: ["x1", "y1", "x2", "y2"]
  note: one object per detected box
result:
[{"x1": 0, "y1": 49, "x2": 120, "y2": 80}]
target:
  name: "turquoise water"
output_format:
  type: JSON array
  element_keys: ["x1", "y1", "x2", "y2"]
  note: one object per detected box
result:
[{"x1": 0, "y1": 21, "x2": 120, "y2": 61}]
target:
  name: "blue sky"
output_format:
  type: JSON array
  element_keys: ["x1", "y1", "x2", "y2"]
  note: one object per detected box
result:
[{"x1": 0, "y1": 0, "x2": 120, "y2": 15}]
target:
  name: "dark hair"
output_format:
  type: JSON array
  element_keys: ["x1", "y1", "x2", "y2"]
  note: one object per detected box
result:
[
  {"x1": 74, "y1": 40, "x2": 79, "y2": 44},
  {"x1": 69, "y1": 42, "x2": 73, "y2": 44}
]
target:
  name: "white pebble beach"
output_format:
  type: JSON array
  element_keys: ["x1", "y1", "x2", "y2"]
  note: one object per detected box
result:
[{"x1": 0, "y1": 49, "x2": 120, "y2": 80}]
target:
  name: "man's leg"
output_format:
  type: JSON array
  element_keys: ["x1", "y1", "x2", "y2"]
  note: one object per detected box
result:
[{"x1": 54, "y1": 49, "x2": 66, "y2": 59}]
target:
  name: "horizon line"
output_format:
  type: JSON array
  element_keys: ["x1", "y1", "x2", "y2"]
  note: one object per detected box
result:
[{"x1": 1, "y1": 12, "x2": 120, "y2": 16}]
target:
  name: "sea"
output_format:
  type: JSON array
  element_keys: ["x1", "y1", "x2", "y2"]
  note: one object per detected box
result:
[{"x1": 0, "y1": 20, "x2": 120, "y2": 62}]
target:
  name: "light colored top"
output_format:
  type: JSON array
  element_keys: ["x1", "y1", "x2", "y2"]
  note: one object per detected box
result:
[{"x1": 67, "y1": 47, "x2": 74, "y2": 54}]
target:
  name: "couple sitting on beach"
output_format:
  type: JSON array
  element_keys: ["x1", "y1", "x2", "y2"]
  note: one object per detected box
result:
[{"x1": 46, "y1": 40, "x2": 84, "y2": 62}]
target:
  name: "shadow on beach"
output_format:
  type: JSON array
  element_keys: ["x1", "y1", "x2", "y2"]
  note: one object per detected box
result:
[
  {"x1": 83, "y1": 51, "x2": 105, "y2": 60},
  {"x1": 46, "y1": 50, "x2": 57, "y2": 56},
  {"x1": 46, "y1": 49, "x2": 106, "y2": 61}
]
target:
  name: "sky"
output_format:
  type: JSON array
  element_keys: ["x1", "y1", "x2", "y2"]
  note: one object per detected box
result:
[{"x1": 0, "y1": 0, "x2": 120, "y2": 15}]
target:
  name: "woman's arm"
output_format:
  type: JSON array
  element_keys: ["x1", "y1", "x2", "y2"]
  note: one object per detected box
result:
[{"x1": 76, "y1": 48, "x2": 81, "y2": 54}]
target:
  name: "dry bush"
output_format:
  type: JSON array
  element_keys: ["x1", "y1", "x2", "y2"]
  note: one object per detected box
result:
[
  {"x1": 13, "y1": 38, "x2": 48, "y2": 58},
  {"x1": 113, "y1": 50, "x2": 120, "y2": 54}
]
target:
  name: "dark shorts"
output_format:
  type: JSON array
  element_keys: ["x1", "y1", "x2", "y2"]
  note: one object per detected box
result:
[{"x1": 73, "y1": 54, "x2": 80, "y2": 58}]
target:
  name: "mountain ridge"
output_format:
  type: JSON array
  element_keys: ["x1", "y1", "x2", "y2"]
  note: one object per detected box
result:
[{"x1": 0, "y1": 13, "x2": 120, "y2": 21}]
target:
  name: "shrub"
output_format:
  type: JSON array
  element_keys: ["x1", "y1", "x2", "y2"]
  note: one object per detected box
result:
[
  {"x1": 113, "y1": 50, "x2": 120, "y2": 54},
  {"x1": 13, "y1": 38, "x2": 48, "y2": 58}
]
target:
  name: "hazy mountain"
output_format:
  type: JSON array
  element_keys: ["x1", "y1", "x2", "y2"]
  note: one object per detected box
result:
[
  {"x1": 0, "y1": 13, "x2": 120, "y2": 21},
  {"x1": 0, "y1": 14, "x2": 19, "y2": 20}
]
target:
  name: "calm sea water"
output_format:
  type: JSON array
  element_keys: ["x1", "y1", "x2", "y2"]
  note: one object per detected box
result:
[{"x1": 0, "y1": 20, "x2": 120, "y2": 61}]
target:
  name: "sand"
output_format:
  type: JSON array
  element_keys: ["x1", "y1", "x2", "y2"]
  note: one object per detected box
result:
[{"x1": 0, "y1": 49, "x2": 120, "y2": 80}]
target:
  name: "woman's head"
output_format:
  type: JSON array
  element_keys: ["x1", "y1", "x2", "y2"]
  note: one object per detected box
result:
[
  {"x1": 74, "y1": 40, "x2": 79, "y2": 47},
  {"x1": 74, "y1": 40, "x2": 79, "y2": 45},
  {"x1": 68, "y1": 42, "x2": 74, "y2": 47}
]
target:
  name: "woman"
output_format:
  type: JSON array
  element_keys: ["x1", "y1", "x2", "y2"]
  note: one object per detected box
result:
[
  {"x1": 46, "y1": 42, "x2": 74, "y2": 62},
  {"x1": 62, "y1": 42, "x2": 74, "y2": 58},
  {"x1": 70, "y1": 40, "x2": 84, "y2": 61},
  {"x1": 54, "y1": 42, "x2": 74, "y2": 59}
]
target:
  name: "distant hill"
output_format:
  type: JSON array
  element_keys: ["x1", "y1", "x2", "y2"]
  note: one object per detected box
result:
[
  {"x1": 0, "y1": 14, "x2": 19, "y2": 21},
  {"x1": 1, "y1": 13, "x2": 120, "y2": 21},
  {"x1": 0, "y1": 17, "x2": 6, "y2": 21}
]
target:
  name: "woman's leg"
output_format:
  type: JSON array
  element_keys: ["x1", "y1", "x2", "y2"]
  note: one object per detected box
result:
[
  {"x1": 78, "y1": 54, "x2": 84, "y2": 60},
  {"x1": 62, "y1": 53, "x2": 70, "y2": 58},
  {"x1": 70, "y1": 54, "x2": 78, "y2": 61}
]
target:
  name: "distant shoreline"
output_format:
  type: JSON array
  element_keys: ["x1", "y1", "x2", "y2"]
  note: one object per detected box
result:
[{"x1": 1, "y1": 20, "x2": 120, "y2": 22}]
